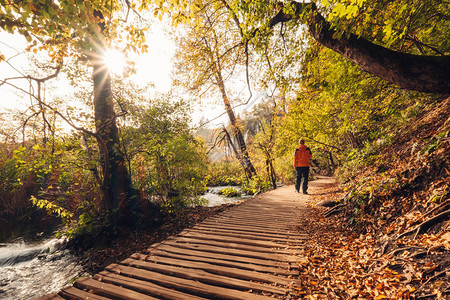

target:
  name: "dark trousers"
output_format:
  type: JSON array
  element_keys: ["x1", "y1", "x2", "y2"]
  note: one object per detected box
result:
[{"x1": 295, "y1": 167, "x2": 309, "y2": 193}]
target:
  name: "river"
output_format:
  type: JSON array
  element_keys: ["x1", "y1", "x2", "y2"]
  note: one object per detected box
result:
[
  {"x1": 0, "y1": 238, "x2": 84, "y2": 299},
  {"x1": 202, "y1": 186, "x2": 251, "y2": 206},
  {"x1": 0, "y1": 187, "x2": 249, "y2": 299}
]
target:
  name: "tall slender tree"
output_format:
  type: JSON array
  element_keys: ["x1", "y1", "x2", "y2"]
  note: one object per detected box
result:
[{"x1": 173, "y1": 2, "x2": 257, "y2": 178}]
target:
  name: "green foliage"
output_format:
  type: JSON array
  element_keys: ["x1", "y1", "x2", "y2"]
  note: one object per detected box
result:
[
  {"x1": 420, "y1": 132, "x2": 448, "y2": 155},
  {"x1": 123, "y1": 95, "x2": 209, "y2": 208},
  {"x1": 218, "y1": 187, "x2": 241, "y2": 197},
  {"x1": 205, "y1": 161, "x2": 244, "y2": 186},
  {"x1": 241, "y1": 177, "x2": 272, "y2": 195},
  {"x1": 0, "y1": 136, "x2": 107, "y2": 239},
  {"x1": 276, "y1": 42, "x2": 438, "y2": 174},
  {"x1": 31, "y1": 196, "x2": 73, "y2": 223},
  {"x1": 324, "y1": 0, "x2": 450, "y2": 55},
  {"x1": 0, "y1": 0, "x2": 150, "y2": 64}
]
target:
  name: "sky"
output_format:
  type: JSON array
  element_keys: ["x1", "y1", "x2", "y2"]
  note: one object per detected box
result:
[
  {"x1": 0, "y1": 24, "x2": 174, "y2": 108},
  {"x1": 0, "y1": 31, "x2": 29, "y2": 113}
]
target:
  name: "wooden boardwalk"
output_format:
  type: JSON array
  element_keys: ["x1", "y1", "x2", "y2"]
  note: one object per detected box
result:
[{"x1": 37, "y1": 178, "x2": 331, "y2": 299}]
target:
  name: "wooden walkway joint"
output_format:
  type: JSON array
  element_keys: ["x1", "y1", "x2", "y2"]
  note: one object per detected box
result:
[{"x1": 36, "y1": 179, "x2": 327, "y2": 299}]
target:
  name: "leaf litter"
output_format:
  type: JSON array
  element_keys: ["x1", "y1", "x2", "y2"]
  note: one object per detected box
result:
[{"x1": 294, "y1": 97, "x2": 450, "y2": 299}]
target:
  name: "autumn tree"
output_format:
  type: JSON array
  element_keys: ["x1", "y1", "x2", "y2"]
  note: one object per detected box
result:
[
  {"x1": 0, "y1": 1, "x2": 149, "y2": 228},
  {"x1": 252, "y1": 0, "x2": 450, "y2": 93},
  {"x1": 242, "y1": 100, "x2": 281, "y2": 189},
  {"x1": 159, "y1": 0, "x2": 449, "y2": 93},
  {"x1": 171, "y1": 1, "x2": 257, "y2": 179},
  {"x1": 121, "y1": 94, "x2": 208, "y2": 208}
]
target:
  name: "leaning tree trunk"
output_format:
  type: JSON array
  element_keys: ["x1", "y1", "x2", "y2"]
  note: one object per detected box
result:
[
  {"x1": 214, "y1": 66, "x2": 257, "y2": 179},
  {"x1": 91, "y1": 11, "x2": 137, "y2": 229}
]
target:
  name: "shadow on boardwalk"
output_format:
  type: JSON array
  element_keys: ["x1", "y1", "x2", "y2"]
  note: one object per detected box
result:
[{"x1": 37, "y1": 176, "x2": 335, "y2": 300}]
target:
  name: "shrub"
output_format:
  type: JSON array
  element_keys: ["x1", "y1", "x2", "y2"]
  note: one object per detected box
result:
[
  {"x1": 218, "y1": 187, "x2": 241, "y2": 197},
  {"x1": 242, "y1": 177, "x2": 272, "y2": 195}
]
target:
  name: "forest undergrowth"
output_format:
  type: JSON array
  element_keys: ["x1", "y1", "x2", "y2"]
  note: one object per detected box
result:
[{"x1": 298, "y1": 97, "x2": 450, "y2": 299}]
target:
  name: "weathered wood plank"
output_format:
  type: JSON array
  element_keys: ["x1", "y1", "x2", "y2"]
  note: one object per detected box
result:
[
  {"x1": 204, "y1": 218, "x2": 294, "y2": 230},
  {"x1": 132, "y1": 251, "x2": 298, "y2": 275},
  {"x1": 188, "y1": 226, "x2": 307, "y2": 244},
  {"x1": 93, "y1": 272, "x2": 207, "y2": 300},
  {"x1": 125, "y1": 255, "x2": 296, "y2": 286},
  {"x1": 58, "y1": 286, "x2": 111, "y2": 300},
  {"x1": 215, "y1": 213, "x2": 297, "y2": 220},
  {"x1": 74, "y1": 277, "x2": 158, "y2": 300},
  {"x1": 234, "y1": 204, "x2": 300, "y2": 211},
  {"x1": 179, "y1": 230, "x2": 303, "y2": 249},
  {"x1": 197, "y1": 221, "x2": 304, "y2": 237},
  {"x1": 120, "y1": 258, "x2": 289, "y2": 294},
  {"x1": 162, "y1": 239, "x2": 296, "y2": 261},
  {"x1": 105, "y1": 264, "x2": 277, "y2": 300},
  {"x1": 214, "y1": 211, "x2": 300, "y2": 219},
  {"x1": 191, "y1": 225, "x2": 308, "y2": 242},
  {"x1": 204, "y1": 220, "x2": 297, "y2": 231},
  {"x1": 145, "y1": 243, "x2": 294, "y2": 268},
  {"x1": 169, "y1": 236, "x2": 291, "y2": 254}
]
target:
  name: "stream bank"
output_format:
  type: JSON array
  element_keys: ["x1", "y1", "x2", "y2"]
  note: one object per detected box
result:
[{"x1": 0, "y1": 188, "x2": 244, "y2": 298}]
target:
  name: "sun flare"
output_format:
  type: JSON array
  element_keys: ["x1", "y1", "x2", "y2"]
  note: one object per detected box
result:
[{"x1": 103, "y1": 49, "x2": 126, "y2": 74}]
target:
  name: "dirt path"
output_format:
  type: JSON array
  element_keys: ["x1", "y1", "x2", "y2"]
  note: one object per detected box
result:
[{"x1": 37, "y1": 176, "x2": 335, "y2": 300}]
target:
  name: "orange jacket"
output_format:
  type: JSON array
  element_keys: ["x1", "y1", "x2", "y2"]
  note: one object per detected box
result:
[{"x1": 294, "y1": 145, "x2": 312, "y2": 167}]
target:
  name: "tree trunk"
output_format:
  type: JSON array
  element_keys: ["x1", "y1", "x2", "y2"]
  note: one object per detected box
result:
[
  {"x1": 215, "y1": 68, "x2": 257, "y2": 179},
  {"x1": 92, "y1": 60, "x2": 137, "y2": 228},
  {"x1": 269, "y1": 2, "x2": 450, "y2": 94},
  {"x1": 264, "y1": 151, "x2": 277, "y2": 189},
  {"x1": 91, "y1": 10, "x2": 137, "y2": 228}
]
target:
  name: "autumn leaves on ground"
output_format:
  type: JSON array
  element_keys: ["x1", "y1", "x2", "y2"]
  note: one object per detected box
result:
[{"x1": 297, "y1": 97, "x2": 450, "y2": 299}]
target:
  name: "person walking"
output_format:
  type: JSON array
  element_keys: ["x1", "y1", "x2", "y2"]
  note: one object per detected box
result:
[{"x1": 294, "y1": 139, "x2": 312, "y2": 194}]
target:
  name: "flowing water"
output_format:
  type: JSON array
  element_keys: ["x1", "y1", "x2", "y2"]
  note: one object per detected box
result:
[
  {"x1": 203, "y1": 186, "x2": 252, "y2": 206},
  {"x1": 0, "y1": 238, "x2": 84, "y2": 299},
  {"x1": 0, "y1": 188, "x2": 247, "y2": 299}
]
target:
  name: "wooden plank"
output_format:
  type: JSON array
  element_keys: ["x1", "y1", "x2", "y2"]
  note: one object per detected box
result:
[
  {"x1": 145, "y1": 243, "x2": 294, "y2": 268},
  {"x1": 34, "y1": 293, "x2": 65, "y2": 300},
  {"x1": 120, "y1": 258, "x2": 289, "y2": 294},
  {"x1": 133, "y1": 251, "x2": 298, "y2": 275},
  {"x1": 192, "y1": 225, "x2": 308, "y2": 240},
  {"x1": 235, "y1": 204, "x2": 300, "y2": 211},
  {"x1": 215, "y1": 211, "x2": 299, "y2": 219},
  {"x1": 105, "y1": 264, "x2": 277, "y2": 300},
  {"x1": 169, "y1": 236, "x2": 291, "y2": 254},
  {"x1": 180, "y1": 230, "x2": 292, "y2": 248},
  {"x1": 162, "y1": 239, "x2": 296, "y2": 262},
  {"x1": 58, "y1": 286, "x2": 112, "y2": 300},
  {"x1": 197, "y1": 222, "x2": 304, "y2": 237},
  {"x1": 74, "y1": 277, "x2": 158, "y2": 300},
  {"x1": 215, "y1": 218, "x2": 298, "y2": 227},
  {"x1": 215, "y1": 213, "x2": 297, "y2": 220},
  {"x1": 94, "y1": 272, "x2": 207, "y2": 300},
  {"x1": 189, "y1": 226, "x2": 307, "y2": 244},
  {"x1": 205, "y1": 218, "x2": 293, "y2": 230},
  {"x1": 124, "y1": 255, "x2": 295, "y2": 286}
]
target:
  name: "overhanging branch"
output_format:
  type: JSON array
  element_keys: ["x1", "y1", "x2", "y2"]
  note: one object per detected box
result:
[{"x1": 264, "y1": 1, "x2": 450, "y2": 94}]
